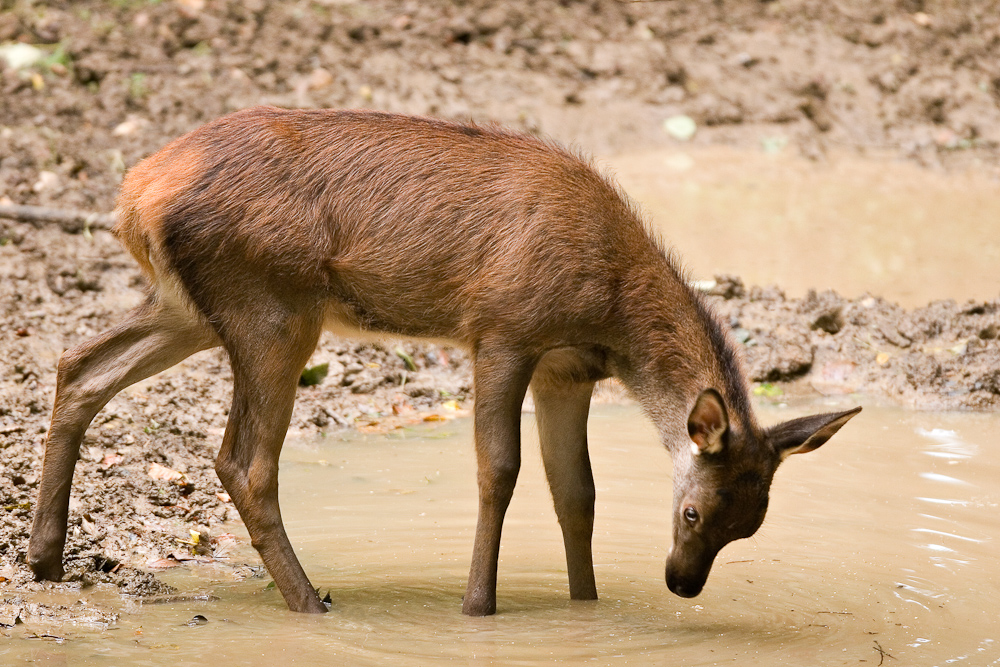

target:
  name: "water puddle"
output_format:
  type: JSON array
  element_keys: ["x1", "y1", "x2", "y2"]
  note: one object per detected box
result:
[
  {"x1": 605, "y1": 147, "x2": 1000, "y2": 307},
  {"x1": 5, "y1": 402, "x2": 1000, "y2": 665}
]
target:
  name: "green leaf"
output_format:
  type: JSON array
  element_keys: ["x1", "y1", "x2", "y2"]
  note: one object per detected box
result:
[
  {"x1": 752, "y1": 382, "x2": 783, "y2": 398},
  {"x1": 394, "y1": 347, "x2": 417, "y2": 372},
  {"x1": 299, "y1": 363, "x2": 329, "y2": 386}
]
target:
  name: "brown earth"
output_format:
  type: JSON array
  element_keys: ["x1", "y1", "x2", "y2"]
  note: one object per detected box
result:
[{"x1": 2, "y1": 0, "x2": 999, "y2": 624}]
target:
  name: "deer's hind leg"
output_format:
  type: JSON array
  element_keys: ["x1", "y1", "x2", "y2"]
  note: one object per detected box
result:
[
  {"x1": 531, "y1": 349, "x2": 603, "y2": 601},
  {"x1": 210, "y1": 301, "x2": 326, "y2": 613},
  {"x1": 28, "y1": 296, "x2": 219, "y2": 580}
]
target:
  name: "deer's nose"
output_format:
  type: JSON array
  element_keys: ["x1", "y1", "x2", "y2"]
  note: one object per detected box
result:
[{"x1": 666, "y1": 573, "x2": 704, "y2": 598}]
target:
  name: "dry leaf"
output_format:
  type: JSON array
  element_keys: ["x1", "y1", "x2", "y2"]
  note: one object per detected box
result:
[
  {"x1": 101, "y1": 453, "x2": 124, "y2": 467},
  {"x1": 147, "y1": 557, "x2": 183, "y2": 569},
  {"x1": 80, "y1": 515, "x2": 100, "y2": 537},
  {"x1": 148, "y1": 462, "x2": 183, "y2": 481}
]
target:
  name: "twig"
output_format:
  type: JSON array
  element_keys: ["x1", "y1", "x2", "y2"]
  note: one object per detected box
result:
[
  {"x1": 0, "y1": 203, "x2": 115, "y2": 234},
  {"x1": 873, "y1": 640, "x2": 895, "y2": 666}
]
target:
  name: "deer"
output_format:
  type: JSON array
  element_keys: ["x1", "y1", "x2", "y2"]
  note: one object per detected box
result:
[{"x1": 27, "y1": 106, "x2": 861, "y2": 616}]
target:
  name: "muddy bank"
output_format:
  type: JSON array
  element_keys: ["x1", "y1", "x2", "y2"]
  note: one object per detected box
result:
[
  {"x1": 5, "y1": 0, "x2": 1000, "y2": 216},
  {"x1": 2, "y1": 0, "x2": 1000, "y2": 629},
  {"x1": 704, "y1": 275, "x2": 1000, "y2": 409},
  {"x1": 3, "y1": 214, "x2": 999, "y2": 616},
  {"x1": 0, "y1": 222, "x2": 472, "y2": 605}
]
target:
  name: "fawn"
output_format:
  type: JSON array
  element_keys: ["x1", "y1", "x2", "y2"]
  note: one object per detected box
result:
[{"x1": 28, "y1": 107, "x2": 860, "y2": 615}]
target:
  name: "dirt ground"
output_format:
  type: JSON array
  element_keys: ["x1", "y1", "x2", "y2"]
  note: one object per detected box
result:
[{"x1": 2, "y1": 0, "x2": 1000, "y2": 625}]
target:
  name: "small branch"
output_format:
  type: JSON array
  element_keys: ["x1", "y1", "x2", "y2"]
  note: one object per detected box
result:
[
  {"x1": 0, "y1": 204, "x2": 115, "y2": 234},
  {"x1": 873, "y1": 640, "x2": 896, "y2": 666}
]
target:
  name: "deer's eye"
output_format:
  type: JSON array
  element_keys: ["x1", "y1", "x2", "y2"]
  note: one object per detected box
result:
[{"x1": 683, "y1": 507, "x2": 699, "y2": 525}]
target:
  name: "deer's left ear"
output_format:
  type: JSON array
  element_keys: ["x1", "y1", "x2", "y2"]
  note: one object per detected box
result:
[
  {"x1": 688, "y1": 389, "x2": 729, "y2": 456},
  {"x1": 768, "y1": 406, "x2": 862, "y2": 459}
]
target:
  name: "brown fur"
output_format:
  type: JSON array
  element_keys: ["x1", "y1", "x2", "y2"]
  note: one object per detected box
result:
[
  {"x1": 115, "y1": 144, "x2": 207, "y2": 280},
  {"x1": 28, "y1": 107, "x2": 860, "y2": 616}
]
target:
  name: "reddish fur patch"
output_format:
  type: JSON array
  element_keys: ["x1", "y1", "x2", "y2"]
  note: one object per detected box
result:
[{"x1": 114, "y1": 145, "x2": 206, "y2": 281}]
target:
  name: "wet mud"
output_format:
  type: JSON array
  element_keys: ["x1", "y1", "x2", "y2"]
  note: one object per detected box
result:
[
  {"x1": 4, "y1": 0, "x2": 1000, "y2": 213},
  {"x1": 4, "y1": 217, "x2": 998, "y2": 621},
  {"x1": 2, "y1": 0, "x2": 999, "y2": 631}
]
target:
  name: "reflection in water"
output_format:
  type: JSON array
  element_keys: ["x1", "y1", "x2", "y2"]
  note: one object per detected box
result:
[
  {"x1": 898, "y1": 423, "x2": 993, "y2": 618},
  {"x1": 916, "y1": 428, "x2": 977, "y2": 460},
  {"x1": 916, "y1": 497, "x2": 970, "y2": 507},
  {"x1": 911, "y1": 528, "x2": 982, "y2": 544},
  {"x1": 2, "y1": 404, "x2": 1000, "y2": 665},
  {"x1": 919, "y1": 472, "x2": 973, "y2": 485}
]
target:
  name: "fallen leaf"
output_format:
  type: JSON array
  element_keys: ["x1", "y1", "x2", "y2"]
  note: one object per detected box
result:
[
  {"x1": 299, "y1": 363, "x2": 329, "y2": 386},
  {"x1": 32, "y1": 171, "x2": 59, "y2": 193},
  {"x1": 148, "y1": 462, "x2": 183, "y2": 482},
  {"x1": 663, "y1": 114, "x2": 697, "y2": 141},
  {"x1": 306, "y1": 68, "x2": 333, "y2": 90},
  {"x1": 80, "y1": 515, "x2": 100, "y2": 537},
  {"x1": 175, "y1": 0, "x2": 205, "y2": 18},
  {"x1": 210, "y1": 533, "x2": 239, "y2": 558},
  {"x1": 394, "y1": 347, "x2": 418, "y2": 371},
  {"x1": 102, "y1": 453, "x2": 124, "y2": 467},
  {"x1": 168, "y1": 552, "x2": 214, "y2": 564},
  {"x1": 112, "y1": 115, "x2": 149, "y2": 136},
  {"x1": 0, "y1": 43, "x2": 43, "y2": 70}
]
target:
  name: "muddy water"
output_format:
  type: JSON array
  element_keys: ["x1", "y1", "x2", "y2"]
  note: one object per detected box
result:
[
  {"x1": 606, "y1": 148, "x2": 1000, "y2": 307},
  {"x1": 6, "y1": 402, "x2": 1000, "y2": 665}
]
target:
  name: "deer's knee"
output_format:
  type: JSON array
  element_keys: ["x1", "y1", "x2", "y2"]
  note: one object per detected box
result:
[
  {"x1": 478, "y1": 458, "x2": 520, "y2": 505},
  {"x1": 50, "y1": 346, "x2": 114, "y2": 417}
]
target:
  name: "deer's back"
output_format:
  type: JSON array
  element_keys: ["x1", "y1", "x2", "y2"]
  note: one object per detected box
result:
[{"x1": 116, "y1": 107, "x2": 655, "y2": 347}]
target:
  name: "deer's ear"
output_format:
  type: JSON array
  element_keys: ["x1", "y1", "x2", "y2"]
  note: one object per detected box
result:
[
  {"x1": 769, "y1": 406, "x2": 862, "y2": 459},
  {"x1": 688, "y1": 389, "x2": 729, "y2": 456}
]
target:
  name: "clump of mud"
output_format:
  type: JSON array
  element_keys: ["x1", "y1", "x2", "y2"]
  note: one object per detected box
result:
[
  {"x1": 704, "y1": 275, "x2": 1000, "y2": 409},
  {"x1": 1, "y1": 595, "x2": 119, "y2": 631}
]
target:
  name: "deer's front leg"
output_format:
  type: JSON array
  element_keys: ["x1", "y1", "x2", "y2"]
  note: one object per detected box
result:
[
  {"x1": 533, "y1": 378, "x2": 598, "y2": 601},
  {"x1": 463, "y1": 347, "x2": 537, "y2": 616}
]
